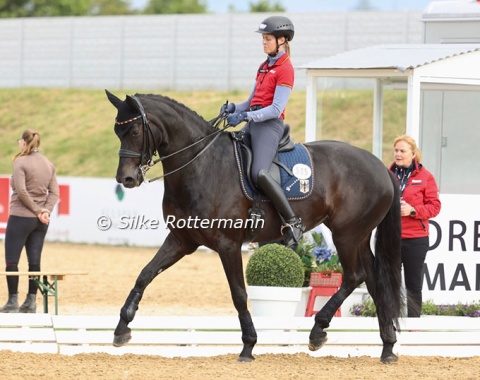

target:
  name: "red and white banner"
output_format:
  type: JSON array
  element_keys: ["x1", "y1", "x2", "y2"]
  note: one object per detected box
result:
[{"x1": 0, "y1": 175, "x2": 478, "y2": 305}]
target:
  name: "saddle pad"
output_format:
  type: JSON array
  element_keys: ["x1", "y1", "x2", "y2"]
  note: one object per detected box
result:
[{"x1": 233, "y1": 141, "x2": 314, "y2": 202}]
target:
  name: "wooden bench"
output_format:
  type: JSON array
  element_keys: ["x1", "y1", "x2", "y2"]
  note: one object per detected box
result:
[{"x1": 0, "y1": 271, "x2": 88, "y2": 315}]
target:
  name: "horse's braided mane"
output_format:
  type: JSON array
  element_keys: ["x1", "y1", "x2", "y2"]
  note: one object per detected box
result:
[{"x1": 137, "y1": 93, "x2": 215, "y2": 130}]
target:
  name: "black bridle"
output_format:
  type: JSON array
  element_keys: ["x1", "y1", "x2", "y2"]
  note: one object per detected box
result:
[{"x1": 117, "y1": 96, "x2": 232, "y2": 183}]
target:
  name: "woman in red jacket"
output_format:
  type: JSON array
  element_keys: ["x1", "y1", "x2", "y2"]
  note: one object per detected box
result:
[{"x1": 389, "y1": 135, "x2": 441, "y2": 317}]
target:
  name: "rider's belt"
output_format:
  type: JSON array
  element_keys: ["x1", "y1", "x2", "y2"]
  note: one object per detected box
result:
[{"x1": 250, "y1": 105, "x2": 263, "y2": 111}]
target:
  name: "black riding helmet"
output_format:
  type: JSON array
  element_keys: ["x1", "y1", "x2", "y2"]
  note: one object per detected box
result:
[{"x1": 255, "y1": 16, "x2": 295, "y2": 42}]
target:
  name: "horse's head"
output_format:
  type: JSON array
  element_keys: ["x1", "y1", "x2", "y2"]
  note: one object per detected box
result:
[{"x1": 105, "y1": 90, "x2": 157, "y2": 188}]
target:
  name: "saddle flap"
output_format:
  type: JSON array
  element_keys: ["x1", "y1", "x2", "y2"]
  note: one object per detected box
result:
[{"x1": 278, "y1": 124, "x2": 295, "y2": 152}]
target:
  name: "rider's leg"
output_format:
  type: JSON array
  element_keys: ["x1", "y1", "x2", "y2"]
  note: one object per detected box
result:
[
  {"x1": 256, "y1": 169, "x2": 305, "y2": 250},
  {"x1": 249, "y1": 119, "x2": 305, "y2": 250}
]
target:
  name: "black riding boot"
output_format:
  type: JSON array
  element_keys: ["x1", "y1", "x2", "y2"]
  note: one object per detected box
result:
[
  {"x1": 19, "y1": 294, "x2": 37, "y2": 313},
  {"x1": 0, "y1": 293, "x2": 19, "y2": 313},
  {"x1": 257, "y1": 169, "x2": 305, "y2": 251}
]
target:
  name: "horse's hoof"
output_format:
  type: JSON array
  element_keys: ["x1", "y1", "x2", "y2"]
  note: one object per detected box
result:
[
  {"x1": 308, "y1": 336, "x2": 328, "y2": 351},
  {"x1": 113, "y1": 332, "x2": 132, "y2": 347},
  {"x1": 237, "y1": 356, "x2": 255, "y2": 363},
  {"x1": 380, "y1": 353, "x2": 398, "y2": 364}
]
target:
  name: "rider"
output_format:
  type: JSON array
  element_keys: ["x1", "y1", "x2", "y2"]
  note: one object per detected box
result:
[{"x1": 223, "y1": 15, "x2": 305, "y2": 250}]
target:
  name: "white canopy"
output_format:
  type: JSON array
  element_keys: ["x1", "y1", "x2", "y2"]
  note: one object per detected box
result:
[{"x1": 298, "y1": 44, "x2": 480, "y2": 157}]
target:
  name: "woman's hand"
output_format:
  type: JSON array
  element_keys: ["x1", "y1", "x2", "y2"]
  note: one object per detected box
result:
[
  {"x1": 38, "y1": 210, "x2": 50, "y2": 224},
  {"x1": 400, "y1": 201, "x2": 414, "y2": 217}
]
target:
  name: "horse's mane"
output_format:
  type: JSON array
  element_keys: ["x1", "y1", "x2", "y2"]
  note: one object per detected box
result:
[{"x1": 137, "y1": 93, "x2": 215, "y2": 131}]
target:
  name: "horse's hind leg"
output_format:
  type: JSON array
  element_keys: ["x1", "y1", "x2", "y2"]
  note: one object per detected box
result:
[
  {"x1": 309, "y1": 239, "x2": 367, "y2": 352},
  {"x1": 308, "y1": 285, "x2": 351, "y2": 351},
  {"x1": 361, "y1": 246, "x2": 399, "y2": 363},
  {"x1": 361, "y1": 236, "x2": 398, "y2": 363},
  {"x1": 113, "y1": 233, "x2": 196, "y2": 346}
]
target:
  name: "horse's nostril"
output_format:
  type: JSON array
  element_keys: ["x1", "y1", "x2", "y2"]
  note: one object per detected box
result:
[{"x1": 123, "y1": 177, "x2": 136, "y2": 188}]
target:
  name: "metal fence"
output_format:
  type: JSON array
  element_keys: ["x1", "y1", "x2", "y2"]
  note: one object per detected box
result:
[{"x1": 0, "y1": 11, "x2": 422, "y2": 91}]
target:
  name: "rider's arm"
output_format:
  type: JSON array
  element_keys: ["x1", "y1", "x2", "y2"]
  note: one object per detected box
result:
[
  {"x1": 247, "y1": 85, "x2": 291, "y2": 122},
  {"x1": 235, "y1": 86, "x2": 256, "y2": 113}
]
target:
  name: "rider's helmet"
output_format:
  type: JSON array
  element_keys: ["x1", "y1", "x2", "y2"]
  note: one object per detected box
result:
[{"x1": 255, "y1": 16, "x2": 295, "y2": 42}]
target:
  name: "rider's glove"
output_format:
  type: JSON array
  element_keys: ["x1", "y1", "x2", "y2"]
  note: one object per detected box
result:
[
  {"x1": 227, "y1": 112, "x2": 248, "y2": 126},
  {"x1": 220, "y1": 102, "x2": 235, "y2": 115}
]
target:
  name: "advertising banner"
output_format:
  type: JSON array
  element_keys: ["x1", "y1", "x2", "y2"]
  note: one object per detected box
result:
[{"x1": 0, "y1": 176, "x2": 478, "y2": 304}]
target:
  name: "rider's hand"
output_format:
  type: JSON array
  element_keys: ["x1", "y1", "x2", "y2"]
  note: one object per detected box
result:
[
  {"x1": 220, "y1": 102, "x2": 235, "y2": 115},
  {"x1": 227, "y1": 112, "x2": 248, "y2": 126}
]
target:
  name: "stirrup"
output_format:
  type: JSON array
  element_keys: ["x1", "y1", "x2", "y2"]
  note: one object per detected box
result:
[
  {"x1": 280, "y1": 218, "x2": 305, "y2": 235},
  {"x1": 280, "y1": 218, "x2": 305, "y2": 250}
]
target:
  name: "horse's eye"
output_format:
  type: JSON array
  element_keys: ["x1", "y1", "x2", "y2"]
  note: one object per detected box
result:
[{"x1": 131, "y1": 127, "x2": 140, "y2": 137}]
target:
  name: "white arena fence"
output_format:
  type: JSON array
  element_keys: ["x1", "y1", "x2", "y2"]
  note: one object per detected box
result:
[{"x1": 0, "y1": 314, "x2": 479, "y2": 358}]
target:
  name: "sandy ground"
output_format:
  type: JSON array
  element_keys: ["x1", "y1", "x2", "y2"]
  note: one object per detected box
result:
[{"x1": 0, "y1": 241, "x2": 479, "y2": 380}]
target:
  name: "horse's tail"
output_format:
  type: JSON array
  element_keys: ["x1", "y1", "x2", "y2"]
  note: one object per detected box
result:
[{"x1": 374, "y1": 170, "x2": 403, "y2": 329}]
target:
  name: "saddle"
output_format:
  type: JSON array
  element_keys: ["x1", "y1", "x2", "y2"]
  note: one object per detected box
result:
[
  {"x1": 232, "y1": 125, "x2": 295, "y2": 192},
  {"x1": 231, "y1": 125, "x2": 314, "y2": 241}
]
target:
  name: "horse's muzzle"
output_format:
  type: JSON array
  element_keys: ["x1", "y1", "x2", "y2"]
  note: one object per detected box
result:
[{"x1": 116, "y1": 167, "x2": 143, "y2": 188}]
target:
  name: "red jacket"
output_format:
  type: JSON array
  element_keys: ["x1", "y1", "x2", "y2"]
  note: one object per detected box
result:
[
  {"x1": 389, "y1": 161, "x2": 441, "y2": 239},
  {"x1": 250, "y1": 53, "x2": 294, "y2": 120}
]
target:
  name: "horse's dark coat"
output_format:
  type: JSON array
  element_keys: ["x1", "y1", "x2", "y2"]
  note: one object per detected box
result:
[{"x1": 106, "y1": 91, "x2": 403, "y2": 363}]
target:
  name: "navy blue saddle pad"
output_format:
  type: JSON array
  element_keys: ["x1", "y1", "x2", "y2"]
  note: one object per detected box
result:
[{"x1": 233, "y1": 140, "x2": 314, "y2": 202}]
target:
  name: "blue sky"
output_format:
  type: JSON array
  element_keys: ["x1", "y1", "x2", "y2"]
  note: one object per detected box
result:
[{"x1": 132, "y1": 0, "x2": 450, "y2": 13}]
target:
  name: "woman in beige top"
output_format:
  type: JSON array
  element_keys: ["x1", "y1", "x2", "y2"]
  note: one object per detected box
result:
[{"x1": 0, "y1": 130, "x2": 59, "y2": 313}]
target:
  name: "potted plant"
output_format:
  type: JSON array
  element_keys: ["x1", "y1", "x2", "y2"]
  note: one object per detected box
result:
[
  {"x1": 246, "y1": 243, "x2": 305, "y2": 317},
  {"x1": 296, "y1": 231, "x2": 343, "y2": 286}
]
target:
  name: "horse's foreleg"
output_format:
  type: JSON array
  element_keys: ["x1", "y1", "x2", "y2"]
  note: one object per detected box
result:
[
  {"x1": 113, "y1": 289, "x2": 142, "y2": 346},
  {"x1": 113, "y1": 233, "x2": 195, "y2": 347},
  {"x1": 217, "y1": 243, "x2": 257, "y2": 362}
]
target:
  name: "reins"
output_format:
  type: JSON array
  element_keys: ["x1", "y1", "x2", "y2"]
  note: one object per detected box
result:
[
  {"x1": 121, "y1": 97, "x2": 233, "y2": 183},
  {"x1": 144, "y1": 118, "x2": 231, "y2": 183}
]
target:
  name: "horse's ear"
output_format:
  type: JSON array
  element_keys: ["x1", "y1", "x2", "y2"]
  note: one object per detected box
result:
[
  {"x1": 125, "y1": 95, "x2": 141, "y2": 113},
  {"x1": 105, "y1": 89, "x2": 123, "y2": 110}
]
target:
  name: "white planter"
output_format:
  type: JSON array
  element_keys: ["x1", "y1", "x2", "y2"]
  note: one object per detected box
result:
[
  {"x1": 248, "y1": 286, "x2": 304, "y2": 317},
  {"x1": 295, "y1": 287, "x2": 311, "y2": 317}
]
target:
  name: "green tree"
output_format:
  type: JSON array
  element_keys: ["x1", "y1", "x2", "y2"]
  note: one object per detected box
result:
[
  {"x1": 0, "y1": 0, "x2": 90, "y2": 17},
  {"x1": 144, "y1": 0, "x2": 207, "y2": 14},
  {"x1": 0, "y1": 0, "x2": 134, "y2": 17},
  {"x1": 89, "y1": 0, "x2": 133, "y2": 15},
  {"x1": 249, "y1": 0, "x2": 285, "y2": 12}
]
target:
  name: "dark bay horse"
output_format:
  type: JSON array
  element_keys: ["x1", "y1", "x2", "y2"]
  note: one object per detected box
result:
[{"x1": 105, "y1": 90, "x2": 403, "y2": 363}]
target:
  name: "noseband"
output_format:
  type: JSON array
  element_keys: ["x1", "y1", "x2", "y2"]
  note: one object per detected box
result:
[{"x1": 117, "y1": 96, "x2": 231, "y2": 183}]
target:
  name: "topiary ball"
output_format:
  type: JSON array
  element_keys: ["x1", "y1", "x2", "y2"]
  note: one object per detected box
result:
[{"x1": 246, "y1": 243, "x2": 305, "y2": 287}]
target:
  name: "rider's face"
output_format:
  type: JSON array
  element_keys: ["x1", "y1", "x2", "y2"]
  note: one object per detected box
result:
[{"x1": 262, "y1": 34, "x2": 284, "y2": 55}]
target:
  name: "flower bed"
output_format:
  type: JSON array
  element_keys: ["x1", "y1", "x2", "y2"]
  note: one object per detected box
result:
[{"x1": 350, "y1": 298, "x2": 480, "y2": 317}]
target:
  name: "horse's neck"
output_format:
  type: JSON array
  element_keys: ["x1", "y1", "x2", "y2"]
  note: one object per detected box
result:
[{"x1": 155, "y1": 106, "x2": 221, "y2": 170}]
